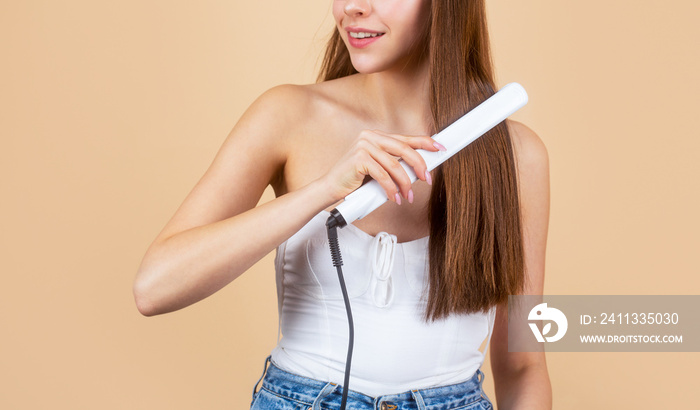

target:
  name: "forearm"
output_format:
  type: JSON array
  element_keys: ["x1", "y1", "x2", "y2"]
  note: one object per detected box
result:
[
  {"x1": 494, "y1": 361, "x2": 552, "y2": 410},
  {"x1": 134, "y1": 178, "x2": 337, "y2": 316}
]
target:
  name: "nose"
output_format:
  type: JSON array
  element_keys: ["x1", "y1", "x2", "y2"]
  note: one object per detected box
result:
[{"x1": 344, "y1": 0, "x2": 372, "y2": 17}]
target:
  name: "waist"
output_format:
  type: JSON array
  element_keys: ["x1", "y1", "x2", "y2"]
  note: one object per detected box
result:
[
  {"x1": 274, "y1": 290, "x2": 493, "y2": 395},
  {"x1": 259, "y1": 359, "x2": 490, "y2": 409}
]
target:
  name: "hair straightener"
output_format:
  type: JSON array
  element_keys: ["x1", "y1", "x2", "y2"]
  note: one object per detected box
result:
[{"x1": 324, "y1": 82, "x2": 528, "y2": 409}]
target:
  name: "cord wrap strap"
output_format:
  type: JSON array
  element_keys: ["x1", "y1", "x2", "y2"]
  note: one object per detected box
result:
[{"x1": 369, "y1": 232, "x2": 397, "y2": 308}]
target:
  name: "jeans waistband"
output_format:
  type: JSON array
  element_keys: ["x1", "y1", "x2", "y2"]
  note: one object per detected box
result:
[{"x1": 252, "y1": 356, "x2": 489, "y2": 410}]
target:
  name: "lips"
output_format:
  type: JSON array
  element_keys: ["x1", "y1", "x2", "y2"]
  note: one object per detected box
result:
[{"x1": 345, "y1": 27, "x2": 385, "y2": 49}]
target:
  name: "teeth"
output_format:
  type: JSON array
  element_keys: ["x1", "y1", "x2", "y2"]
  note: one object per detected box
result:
[{"x1": 350, "y1": 32, "x2": 382, "y2": 39}]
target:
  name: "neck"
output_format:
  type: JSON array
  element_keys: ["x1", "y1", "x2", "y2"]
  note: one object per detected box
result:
[{"x1": 358, "y1": 60, "x2": 432, "y2": 134}]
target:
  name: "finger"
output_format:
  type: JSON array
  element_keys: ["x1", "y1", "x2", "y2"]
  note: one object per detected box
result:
[
  {"x1": 369, "y1": 131, "x2": 444, "y2": 183},
  {"x1": 364, "y1": 142, "x2": 414, "y2": 201},
  {"x1": 372, "y1": 130, "x2": 444, "y2": 153},
  {"x1": 360, "y1": 154, "x2": 402, "y2": 204},
  {"x1": 366, "y1": 133, "x2": 431, "y2": 187}
]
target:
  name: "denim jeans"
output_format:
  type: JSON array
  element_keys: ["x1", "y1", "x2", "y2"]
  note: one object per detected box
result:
[{"x1": 250, "y1": 356, "x2": 494, "y2": 410}]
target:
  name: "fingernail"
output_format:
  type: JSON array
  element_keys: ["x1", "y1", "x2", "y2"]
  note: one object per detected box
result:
[
  {"x1": 433, "y1": 141, "x2": 447, "y2": 151},
  {"x1": 394, "y1": 192, "x2": 402, "y2": 205},
  {"x1": 425, "y1": 171, "x2": 432, "y2": 185},
  {"x1": 408, "y1": 189, "x2": 414, "y2": 204}
]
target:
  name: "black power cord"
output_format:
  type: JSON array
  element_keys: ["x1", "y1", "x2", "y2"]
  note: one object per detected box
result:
[{"x1": 326, "y1": 211, "x2": 353, "y2": 410}]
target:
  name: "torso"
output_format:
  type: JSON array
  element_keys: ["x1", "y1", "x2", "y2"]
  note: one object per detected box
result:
[{"x1": 264, "y1": 76, "x2": 538, "y2": 395}]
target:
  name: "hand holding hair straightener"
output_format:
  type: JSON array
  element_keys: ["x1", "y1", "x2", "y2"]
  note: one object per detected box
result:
[{"x1": 327, "y1": 82, "x2": 529, "y2": 229}]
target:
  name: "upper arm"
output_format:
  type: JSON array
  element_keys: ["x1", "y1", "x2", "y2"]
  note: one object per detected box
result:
[
  {"x1": 150, "y1": 84, "x2": 305, "y2": 245},
  {"x1": 490, "y1": 120, "x2": 550, "y2": 371},
  {"x1": 511, "y1": 120, "x2": 550, "y2": 295}
]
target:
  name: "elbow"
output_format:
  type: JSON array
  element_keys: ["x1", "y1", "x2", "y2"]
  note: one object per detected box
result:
[
  {"x1": 133, "y1": 277, "x2": 159, "y2": 317},
  {"x1": 134, "y1": 240, "x2": 182, "y2": 317},
  {"x1": 133, "y1": 260, "x2": 167, "y2": 317}
]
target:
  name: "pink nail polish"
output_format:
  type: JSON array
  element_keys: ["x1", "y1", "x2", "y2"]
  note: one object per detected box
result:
[
  {"x1": 433, "y1": 141, "x2": 447, "y2": 151},
  {"x1": 408, "y1": 189, "x2": 414, "y2": 204},
  {"x1": 394, "y1": 192, "x2": 402, "y2": 205},
  {"x1": 425, "y1": 171, "x2": 432, "y2": 185}
]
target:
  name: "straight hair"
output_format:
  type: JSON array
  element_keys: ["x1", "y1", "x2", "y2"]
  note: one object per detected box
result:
[{"x1": 318, "y1": 0, "x2": 525, "y2": 320}]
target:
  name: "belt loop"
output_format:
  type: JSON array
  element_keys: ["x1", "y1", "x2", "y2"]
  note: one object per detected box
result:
[
  {"x1": 251, "y1": 355, "x2": 271, "y2": 401},
  {"x1": 410, "y1": 389, "x2": 427, "y2": 410},
  {"x1": 476, "y1": 369, "x2": 491, "y2": 403},
  {"x1": 477, "y1": 369, "x2": 488, "y2": 399},
  {"x1": 312, "y1": 382, "x2": 339, "y2": 410}
]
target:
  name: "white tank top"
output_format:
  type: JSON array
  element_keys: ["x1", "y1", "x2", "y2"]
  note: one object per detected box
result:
[{"x1": 270, "y1": 210, "x2": 496, "y2": 396}]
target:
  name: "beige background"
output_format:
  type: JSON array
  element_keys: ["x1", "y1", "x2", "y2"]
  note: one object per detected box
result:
[{"x1": 1, "y1": 1, "x2": 698, "y2": 408}]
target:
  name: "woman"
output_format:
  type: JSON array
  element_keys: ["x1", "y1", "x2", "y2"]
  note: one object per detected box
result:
[{"x1": 134, "y1": 0, "x2": 552, "y2": 408}]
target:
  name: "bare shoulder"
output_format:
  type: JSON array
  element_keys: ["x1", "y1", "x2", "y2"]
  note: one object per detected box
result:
[
  {"x1": 232, "y1": 83, "x2": 325, "y2": 158},
  {"x1": 237, "y1": 80, "x2": 358, "y2": 193},
  {"x1": 507, "y1": 120, "x2": 549, "y2": 171},
  {"x1": 248, "y1": 77, "x2": 365, "y2": 152},
  {"x1": 260, "y1": 78, "x2": 355, "y2": 103},
  {"x1": 249, "y1": 80, "x2": 351, "y2": 126},
  {"x1": 247, "y1": 83, "x2": 315, "y2": 123},
  {"x1": 506, "y1": 120, "x2": 549, "y2": 218}
]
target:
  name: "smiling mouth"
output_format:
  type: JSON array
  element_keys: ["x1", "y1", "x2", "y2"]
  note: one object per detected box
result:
[{"x1": 349, "y1": 32, "x2": 385, "y2": 39}]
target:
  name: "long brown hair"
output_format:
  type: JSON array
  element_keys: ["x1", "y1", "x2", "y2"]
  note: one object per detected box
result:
[{"x1": 318, "y1": 0, "x2": 524, "y2": 321}]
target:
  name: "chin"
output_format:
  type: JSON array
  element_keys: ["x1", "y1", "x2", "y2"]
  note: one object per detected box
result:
[
  {"x1": 348, "y1": 55, "x2": 392, "y2": 74},
  {"x1": 347, "y1": 47, "x2": 423, "y2": 75}
]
